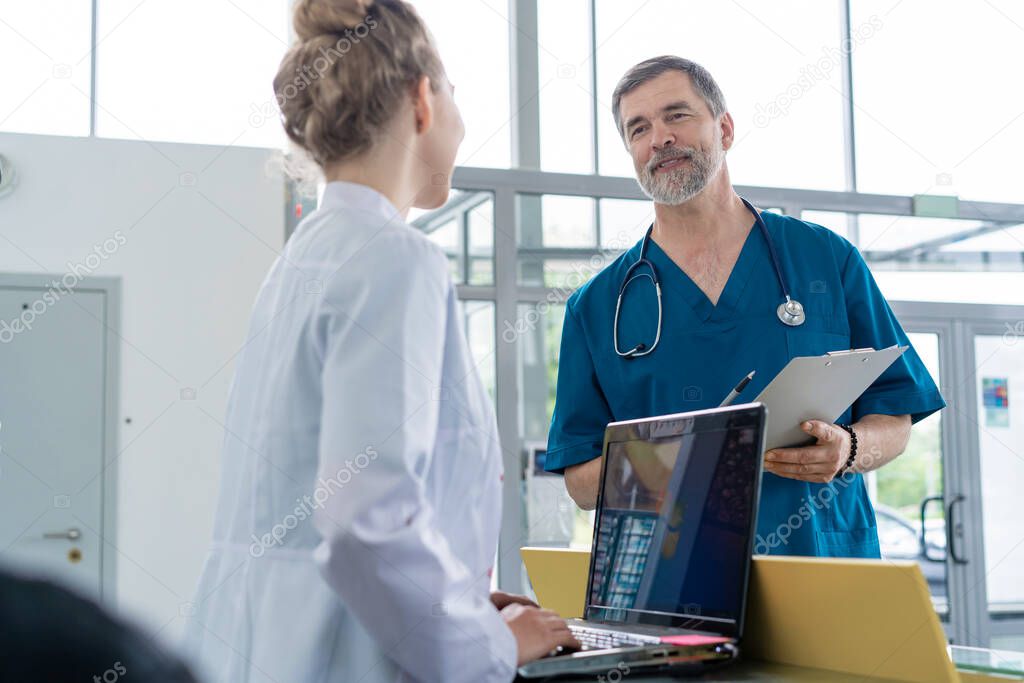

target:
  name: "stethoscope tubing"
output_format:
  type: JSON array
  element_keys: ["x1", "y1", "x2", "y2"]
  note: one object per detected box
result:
[{"x1": 614, "y1": 196, "x2": 804, "y2": 359}]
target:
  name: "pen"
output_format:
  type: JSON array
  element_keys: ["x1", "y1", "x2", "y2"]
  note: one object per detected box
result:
[{"x1": 719, "y1": 370, "x2": 756, "y2": 407}]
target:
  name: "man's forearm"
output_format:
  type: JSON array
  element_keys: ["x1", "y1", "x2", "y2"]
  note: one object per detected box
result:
[
  {"x1": 564, "y1": 456, "x2": 604, "y2": 510},
  {"x1": 848, "y1": 413, "x2": 912, "y2": 474},
  {"x1": 567, "y1": 414, "x2": 911, "y2": 505}
]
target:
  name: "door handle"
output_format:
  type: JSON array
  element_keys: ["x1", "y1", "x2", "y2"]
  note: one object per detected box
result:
[
  {"x1": 947, "y1": 495, "x2": 968, "y2": 564},
  {"x1": 43, "y1": 528, "x2": 81, "y2": 541},
  {"x1": 919, "y1": 495, "x2": 944, "y2": 562}
]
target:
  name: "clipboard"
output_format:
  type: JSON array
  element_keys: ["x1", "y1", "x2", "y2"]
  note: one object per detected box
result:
[{"x1": 753, "y1": 345, "x2": 907, "y2": 450}]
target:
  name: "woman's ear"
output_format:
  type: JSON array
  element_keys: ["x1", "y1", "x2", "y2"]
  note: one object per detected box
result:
[{"x1": 413, "y1": 75, "x2": 434, "y2": 135}]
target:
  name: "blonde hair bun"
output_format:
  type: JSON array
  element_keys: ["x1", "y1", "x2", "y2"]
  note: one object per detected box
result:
[
  {"x1": 293, "y1": 0, "x2": 374, "y2": 41},
  {"x1": 274, "y1": 0, "x2": 443, "y2": 167}
]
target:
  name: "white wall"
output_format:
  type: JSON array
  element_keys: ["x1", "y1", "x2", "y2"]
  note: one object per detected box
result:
[{"x1": 0, "y1": 132, "x2": 284, "y2": 641}]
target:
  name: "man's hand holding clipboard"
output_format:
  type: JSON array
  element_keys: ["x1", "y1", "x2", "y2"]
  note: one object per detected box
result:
[{"x1": 751, "y1": 345, "x2": 908, "y2": 483}]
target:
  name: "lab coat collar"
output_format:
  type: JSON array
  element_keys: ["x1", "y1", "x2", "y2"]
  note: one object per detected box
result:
[{"x1": 319, "y1": 181, "x2": 404, "y2": 224}]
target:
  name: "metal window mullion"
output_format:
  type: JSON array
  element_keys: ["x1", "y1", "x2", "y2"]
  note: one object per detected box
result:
[
  {"x1": 89, "y1": 0, "x2": 98, "y2": 136},
  {"x1": 493, "y1": 186, "x2": 523, "y2": 593},
  {"x1": 494, "y1": 0, "x2": 542, "y2": 594},
  {"x1": 588, "y1": 0, "x2": 600, "y2": 176},
  {"x1": 936, "y1": 316, "x2": 968, "y2": 645},
  {"x1": 839, "y1": 0, "x2": 860, "y2": 246},
  {"x1": 459, "y1": 210, "x2": 470, "y2": 285},
  {"x1": 510, "y1": 0, "x2": 541, "y2": 170},
  {"x1": 955, "y1": 319, "x2": 1007, "y2": 648},
  {"x1": 450, "y1": 167, "x2": 1024, "y2": 224},
  {"x1": 455, "y1": 284, "x2": 497, "y2": 301},
  {"x1": 948, "y1": 317, "x2": 977, "y2": 646}
]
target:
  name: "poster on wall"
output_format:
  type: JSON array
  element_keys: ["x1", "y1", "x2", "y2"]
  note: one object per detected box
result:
[{"x1": 982, "y1": 377, "x2": 1009, "y2": 428}]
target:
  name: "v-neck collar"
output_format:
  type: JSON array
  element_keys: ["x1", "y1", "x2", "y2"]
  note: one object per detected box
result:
[{"x1": 645, "y1": 214, "x2": 768, "y2": 323}]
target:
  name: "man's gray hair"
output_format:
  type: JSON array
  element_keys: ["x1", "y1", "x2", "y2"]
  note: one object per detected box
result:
[{"x1": 611, "y1": 56, "x2": 727, "y2": 138}]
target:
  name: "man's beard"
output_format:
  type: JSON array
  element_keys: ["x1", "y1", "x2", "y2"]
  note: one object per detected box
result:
[{"x1": 636, "y1": 137, "x2": 724, "y2": 205}]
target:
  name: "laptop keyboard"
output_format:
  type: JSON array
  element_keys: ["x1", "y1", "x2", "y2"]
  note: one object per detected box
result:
[{"x1": 569, "y1": 624, "x2": 661, "y2": 651}]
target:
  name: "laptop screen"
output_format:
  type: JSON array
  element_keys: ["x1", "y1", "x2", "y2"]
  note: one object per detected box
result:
[{"x1": 585, "y1": 405, "x2": 764, "y2": 636}]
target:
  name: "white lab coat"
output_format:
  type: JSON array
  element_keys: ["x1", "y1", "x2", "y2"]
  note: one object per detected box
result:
[{"x1": 181, "y1": 182, "x2": 516, "y2": 683}]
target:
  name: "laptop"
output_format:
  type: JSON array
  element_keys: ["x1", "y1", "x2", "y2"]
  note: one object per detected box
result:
[{"x1": 518, "y1": 402, "x2": 767, "y2": 679}]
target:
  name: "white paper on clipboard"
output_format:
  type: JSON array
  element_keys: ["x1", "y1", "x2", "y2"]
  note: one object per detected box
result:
[{"x1": 753, "y1": 345, "x2": 907, "y2": 451}]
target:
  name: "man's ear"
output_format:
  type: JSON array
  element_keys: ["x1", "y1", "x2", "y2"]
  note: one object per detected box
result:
[
  {"x1": 413, "y1": 75, "x2": 433, "y2": 135},
  {"x1": 719, "y1": 111, "x2": 735, "y2": 151}
]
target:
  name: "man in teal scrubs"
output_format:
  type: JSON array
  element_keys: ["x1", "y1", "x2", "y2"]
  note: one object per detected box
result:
[{"x1": 545, "y1": 56, "x2": 945, "y2": 558}]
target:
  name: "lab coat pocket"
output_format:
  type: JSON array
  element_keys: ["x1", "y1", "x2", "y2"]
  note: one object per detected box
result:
[{"x1": 814, "y1": 527, "x2": 881, "y2": 558}]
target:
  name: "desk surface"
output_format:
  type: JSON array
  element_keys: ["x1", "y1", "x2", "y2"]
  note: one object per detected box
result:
[{"x1": 532, "y1": 658, "x2": 1022, "y2": 682}]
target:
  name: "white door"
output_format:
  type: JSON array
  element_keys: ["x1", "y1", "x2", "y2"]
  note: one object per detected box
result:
[{"x1": 0, "y1": 281, "x2": 110, "y2": 598}]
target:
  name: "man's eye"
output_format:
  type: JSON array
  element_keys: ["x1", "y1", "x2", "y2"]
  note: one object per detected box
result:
[
  {"x1": 670, "y1": 113, "x2": 686, "y2": 120},
  {"x1": 631, "y1": 125, "x2": 647, "y2": 138}
]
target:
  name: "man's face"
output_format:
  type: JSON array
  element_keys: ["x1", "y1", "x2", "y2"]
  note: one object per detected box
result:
[{"x1": 618, "y1": 70, "x2": 727, "y2": 205}]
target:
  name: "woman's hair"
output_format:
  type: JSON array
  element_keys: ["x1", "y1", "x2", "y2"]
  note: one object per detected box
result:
[{"x1": 274, "y1": 0, "x2": 443, "y2": 169}]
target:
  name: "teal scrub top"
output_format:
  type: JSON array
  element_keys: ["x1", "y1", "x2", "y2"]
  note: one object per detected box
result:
[{"x1": 545, "y1": 211, "x2": 945, "y2": 559}]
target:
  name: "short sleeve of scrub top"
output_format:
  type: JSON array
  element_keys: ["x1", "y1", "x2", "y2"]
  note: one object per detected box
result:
[
  {"x1": 544, "y1": 300, "x2": 614, "y2": 473},
  {"x1": 840, "y1": 245, "x2": 944, "y2": 424}
]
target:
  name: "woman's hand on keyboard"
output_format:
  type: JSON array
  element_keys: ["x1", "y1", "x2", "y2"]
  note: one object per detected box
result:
[{"x1": 500, "y1": 604, "x2": 581, "y2": 665}]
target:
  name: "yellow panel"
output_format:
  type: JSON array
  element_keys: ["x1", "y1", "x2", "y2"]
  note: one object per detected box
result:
[
  {"x1": 520, "y1": 547, "x2": 589, "y2": 618},
  {"x1": 744, "y1": 556, "x2": 957, "y2": 683},
  {"x1": 519, "y1": 547, "x2": 957, "y2": 682}
]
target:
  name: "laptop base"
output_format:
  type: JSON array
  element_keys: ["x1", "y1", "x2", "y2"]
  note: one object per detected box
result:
[{"x1": 516, "y1": 642, "x2": 738, "y2": 679}]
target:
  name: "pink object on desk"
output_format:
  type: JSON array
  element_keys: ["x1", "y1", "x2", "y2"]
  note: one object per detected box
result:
[{"x1": 660, "y1": 634, "x2": 731, "y2": 646}]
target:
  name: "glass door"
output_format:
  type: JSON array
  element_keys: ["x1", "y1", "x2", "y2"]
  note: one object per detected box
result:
[
  {"x1": 967, "y1": 321, "x2": 1024, "y2": 650},
  {"x1": 894, "y1": 301, "x2": 1024, "y2": 648},
  {"x1": 866, "y1": 326, "x2": 951, "y2": 630}
]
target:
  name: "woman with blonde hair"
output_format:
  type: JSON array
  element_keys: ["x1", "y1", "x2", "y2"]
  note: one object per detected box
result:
[{"x1": 181, "y1": 1, "x2": 577, "y2": 680}]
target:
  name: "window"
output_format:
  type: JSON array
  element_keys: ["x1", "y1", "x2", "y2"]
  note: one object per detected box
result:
[
  {"x1": 0, "y1": 2, "x2": 92, "y2": 136},
  {"x1": 420, "y1": 191, "x2": 496, "y2": 286},
  {"x1": 594, "y1": 0, "x2": 845, "y2": 189},
  {"x1": 95, "y1": 0, "x2": 289, "y2": 147},
  {"x1": 523, "y1": 195, "x2": 596, "y2": 248},
  {"x1": 516, "y1": 197, "x2": 653, "y2": 287},
  {"x1": 462, "y1": 301, "x2": 496, "y2": 400},
  {"x1": 537, "y1": 0, "x2": 594, "y2": 173},
  {"x1": 795, "y1": 212, "x2": 1024, "y2": 303},
  {"x1": 600, "y1": 198, "x2": 653, "y2": 249},
  {"x1": 518, "y1": 194, "x2": 602, "y2": 287},
  {"x1": 414, "y1": 0, "x2": 511, "y2": 168},
  {"x1": 858, "y1": 215, "x2": 1024, "y2": 303},
  {"x1": 851, "y1": 0, "x2": 1024, "y2": 204},
  {"x1": 515, "y1": 301, "x2": 593, "y2": 547},
  {"x1": 800, "y1": 211, "x2": 850, "y2": 240}
]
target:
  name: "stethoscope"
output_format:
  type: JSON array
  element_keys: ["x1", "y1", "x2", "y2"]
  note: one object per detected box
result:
[{"x1": 614, "y1": 197, "x2": 805, "y2": 359}]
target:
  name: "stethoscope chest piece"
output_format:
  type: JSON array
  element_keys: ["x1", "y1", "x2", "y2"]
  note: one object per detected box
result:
[{"x1": 777, "y1": 296, "x2": 806, "y2": 327}]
